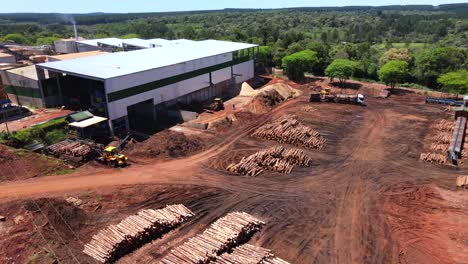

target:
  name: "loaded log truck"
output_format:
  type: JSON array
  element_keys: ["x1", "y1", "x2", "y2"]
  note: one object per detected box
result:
[{"x1": 310, "y1": 90, "x2": 365, "y2": 106}]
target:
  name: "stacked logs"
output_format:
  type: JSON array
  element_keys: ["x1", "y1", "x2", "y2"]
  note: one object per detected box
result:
[
  {"x1": 160, "y1": 212, "x2": 265, "y2": 264},
  {"x1": 226, "y1": 146, "x2": 312, "y2": 177},
  {"x1": 215, "y1": 244, "x2": 290, "y2": 264},
  {"x1": 419, "y1": 153, "x2": 447, "y2": 164},
  {"x1": 252, "y1": 115, "x2": 325, "y2": 150},
  {"x1": 430, "y1": 133, "x2": 452, "y2": 144},
  {"x1": 83, "y1": 204, "x2": 193, "y2": 263},
  {"x1": 432, "y1": 119, "x2": 455, "y2": 132}
]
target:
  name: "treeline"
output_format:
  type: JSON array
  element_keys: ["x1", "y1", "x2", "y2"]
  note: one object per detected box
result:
[{"x1": 273, "y1": 44, "x2": 467, "y2": 93}]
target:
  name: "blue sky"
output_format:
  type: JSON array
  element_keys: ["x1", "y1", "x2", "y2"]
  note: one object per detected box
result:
[{"x1": 0, "y1": 0, "x2": 464, "y2": 13}]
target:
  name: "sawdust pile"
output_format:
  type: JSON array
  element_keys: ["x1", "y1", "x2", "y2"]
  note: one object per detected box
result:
[
  {"x1": 126, "y1": 130, "x2": 203, "y2": 159},
  {"x1": 244, "y1": 82, "x2": 301, "y2": 114}
]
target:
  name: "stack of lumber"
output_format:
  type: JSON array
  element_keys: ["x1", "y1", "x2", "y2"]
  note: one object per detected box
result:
[
  {"x1": 432, "y1": 119, "x2": 455, "y2": 132},
  {"x1": 252, "y1": 115, "x2": 326, "y2": 150},
  {"x1": 160, "y1": 212, "x2": 265, "y2": 264},
  {"x1": 420, "y1": 152, "x2": 447, "y2": 164},
  {"x1": 226, "y1": 146, "x2": 312, "y2": 177},
  {"x1": 215, "y1": 244, "x2": 290, "y2": 264},
  {"x1": 83, "y1": 204, "x2": 193, "y2": 263},
  {"x1": 300, "y1": 105, "x2": 317, "y2": 112},
  {"x1": 456, "y1": 175, "x2": 468, "y2": 188}
]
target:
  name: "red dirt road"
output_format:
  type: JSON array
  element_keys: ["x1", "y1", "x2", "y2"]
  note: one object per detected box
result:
[{"x1": 0, "y1": 93, "x2": 467, "y2": 264}]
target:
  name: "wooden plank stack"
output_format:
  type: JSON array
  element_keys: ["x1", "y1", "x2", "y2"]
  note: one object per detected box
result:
[
  {"x1": 160, "y1": 212, "x2": 265, "y2": 264},
  {"x1": 215, "y1": 244, "x2": 290, "y2": 264},
  {"x1": 45, "y1": 139, "x2": 102, "y2": 162},
  {"x1": 252, "y1": 115, "x2": 326, "y2": 150},
  {"x1": 226, "y1": 146, "x2": 312, "y2": 177},
  {"x1": 83, "y1": 204, "x2": 193, "y2": 263}
]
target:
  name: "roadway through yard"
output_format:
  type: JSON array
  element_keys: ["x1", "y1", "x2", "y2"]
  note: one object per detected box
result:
[{"x1": 0, "y1": 96, "x2": 466, "y2": 264}]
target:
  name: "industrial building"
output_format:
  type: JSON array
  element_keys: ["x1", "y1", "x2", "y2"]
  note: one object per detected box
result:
[
  {"x1": 34, "y1": 39, "x2": 258, "y2": 136},
  {"x1": 0, "y1": 51, "x2": 108, "y2": 107},
  {"x1": 0, "y1": 52, "x2": 16, "y2": 64}
]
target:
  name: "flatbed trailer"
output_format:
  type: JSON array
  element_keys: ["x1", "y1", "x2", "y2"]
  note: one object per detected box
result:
[{"x1": 425, "y1": 97, "x2": 463, "y2": 106}]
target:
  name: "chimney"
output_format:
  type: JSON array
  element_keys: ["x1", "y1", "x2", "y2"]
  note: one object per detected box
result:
[{"x1": 73, "y1": 22, "x2": 78, "y2": 40}]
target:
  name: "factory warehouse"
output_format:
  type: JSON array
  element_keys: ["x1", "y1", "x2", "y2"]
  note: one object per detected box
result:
[{"x1": 35, "y1": 39, "x2": 258, "y2": 136}]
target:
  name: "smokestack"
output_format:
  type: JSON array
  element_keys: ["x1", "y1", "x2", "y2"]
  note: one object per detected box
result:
[{"x1": 73, "y1": 22, "x2": 78, "y2": 40}]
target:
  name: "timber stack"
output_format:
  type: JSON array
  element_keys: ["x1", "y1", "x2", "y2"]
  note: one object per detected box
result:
[
  {"x1": 419, "y1": 152, "x2": 447, "y2": 164},
  {"x1": 226, "y1": 146, "x2": 312, "y2": 177},
  {"x1": 252, "y1": 115, "x2": 326, "y2": 150},
  {"x1": 160, "y1": 212, "x2": 265, "y2": 264},
  {"x1": 44, "y1": 139, "x2": 103, "y2": 162},
  {"x1": 456, "y1": 175, "x2": 468, "y2": 188},
  {"x1": 83, "y1": 204, "x2": 193, "y2": 263},
  {"x1": 432, "y1": 119, "x2": 455, "y2": 132},
  {"x1": 215, "y1": 244, "x2": 290, "y2": 264}
]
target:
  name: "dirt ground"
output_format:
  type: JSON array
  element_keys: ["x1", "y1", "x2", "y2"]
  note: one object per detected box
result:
[
  {"x1": 0, "y1": 81, "x2": 467, "y2": 264},
  {"x1": 0, "y1": 145, "x2": 69, "y2": 182},
  {"x1": 0, "y1": 108, "x2": 73, "y2": 133}
]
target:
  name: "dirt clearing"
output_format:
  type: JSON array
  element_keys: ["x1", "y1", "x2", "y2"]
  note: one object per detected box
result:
[{"x1": 0, "y1": 82, "x2": 466, "y2": 263}]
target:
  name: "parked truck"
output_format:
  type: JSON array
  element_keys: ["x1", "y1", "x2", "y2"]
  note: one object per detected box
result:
[{"x1": 310, "y1": 92, "x2": 365, "y2": 106}]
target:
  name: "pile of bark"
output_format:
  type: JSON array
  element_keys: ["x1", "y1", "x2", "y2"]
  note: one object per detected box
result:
[
  {"x1": 226, "y1": 146, "x2": 312, "y2": 177},
  {"x1": 83, "y1": 204, "x2": 193, "y2": 263},
  {"x1": 215, "y1": 244, "x2": 290, "y2": 264},
  {"x1": 126, "y1": 130, "x2": 203, "y2": 159},
  {"x1": 160, "y1": 212, "x2": 265, "y2": 264},
  {"x1": 44, "y1": 139, "x2": 101, "y2": 162},
  {"x1": 252, "y1": 115, "x2": 325, "y2": 150},
  {"x1": 419, "y1": 152, "x2": 447, "y2": 164}
]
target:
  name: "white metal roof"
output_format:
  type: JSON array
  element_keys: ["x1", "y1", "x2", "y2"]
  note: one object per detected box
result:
[
  {"x1": 69, "y1": 116, "x2": 108, "y2": 128},
  {"x1": 123, "y1": 38, "x2": 153, "y2": 48},
  {"x1": 76, "y1": 38, "x2": 123, "y2": 48},
  {"x1": 37, "y1": 40, "x2": 258, "y2": 80}
]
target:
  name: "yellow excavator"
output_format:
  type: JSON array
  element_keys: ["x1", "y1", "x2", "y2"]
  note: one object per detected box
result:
[
  {"x1": 320, "y1": 87, "x2": 331, "y2": 96},
  {"x1": 98, "y1": 146, "x2": 128, "y2": 167}
]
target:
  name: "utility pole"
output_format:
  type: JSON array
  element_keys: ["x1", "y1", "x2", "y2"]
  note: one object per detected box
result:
[{"x1": 3, "y1": 111, "x2": 9, "y2": 134}]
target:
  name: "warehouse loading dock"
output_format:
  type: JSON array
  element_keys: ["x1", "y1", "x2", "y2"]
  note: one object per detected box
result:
[{"x1": 127, "y1": 99, "x2": 155, "y2": 134}]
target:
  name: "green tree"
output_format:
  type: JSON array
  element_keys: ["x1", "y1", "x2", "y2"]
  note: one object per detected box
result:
[
  {"x1": 414, "y1": 47, "x2": 466, "y2": 88},
  {"x1": 437, "y1": 70, "x2": 468, "y2": 94},
  {"x1": 257, "y1": 46, "x2": 274, "y2": 68},
  {"x1": 380, "y1": 48, "x2": 412, "y2": 65},
  {"x1": 378, "y1": 60, "x2": 409, "y2": 89},
  {"x1": 281, "y1": 50, "x2": 319, "y2": 81},
  {"x1": 325, "y1": 59, "x2": 357, "y2": 84},
  {"x1": 120, "y1": 33, "x2": 141, "y2": 39},
  {"x1": 1, "y1": 33, "x2": 27, "y2": 44},
  {"x1": 36, "y1": 36, "x2": 60, "y2": 46}
]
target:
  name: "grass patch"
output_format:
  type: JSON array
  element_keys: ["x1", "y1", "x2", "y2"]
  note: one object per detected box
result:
[
  {"x1": 54, "y1": 169, "x2": 75, "y2": 175},
  {"x1": 9, "y1": 117, "x2": 68, "y2": 147}
]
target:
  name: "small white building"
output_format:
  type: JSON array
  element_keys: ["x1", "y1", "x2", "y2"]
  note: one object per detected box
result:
[
  {"x1": 36, "y1": 39, "x2": 258, "y2": 136},
  {"x1": 54, "y1": 38, "x2": 80, "y2": 54}
]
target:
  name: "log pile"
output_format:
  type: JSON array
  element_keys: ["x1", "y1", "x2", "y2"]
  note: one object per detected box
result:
[
  {"x1": 300, "y1": 105, "x2": 317, "y2": 112},
  {"x1": 456, "y1": 175, "x2": 468, "y2": 188},
  {"x1": 215, "y1": 244, "x2": 290, "y2": 264},
  {"x1": 430, "y1": 133, "x2": 452, "y2": 144},
  {"x1": 430, "y1": 143, "x2": 449, "y2": 152},
  {"x1": 252, "y1": 115, "x2": 326, "y2": 150},
  {"x1": 44, "y1": 139, "x2": 102, "y2": 162},
  {"x1": 432, "y1": 119, "x2": 455, "y2": 132},
  {"x1": 83, "y1": 204, "x2": 193, "y2": 263},
  {"x1": 419, "y1": 152, "x2": 447, "y2": 164},
  {"x1": 160, "y1": 212, "x2": 265, "y2": 264},
  {"x1": 226, "y1": 146, "x2": 312, "y2": 177}
]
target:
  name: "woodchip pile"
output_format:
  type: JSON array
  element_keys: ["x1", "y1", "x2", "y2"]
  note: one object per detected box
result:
[
  {"x1": 252, "y1": 115, "x2": 326, "y2": 150},
  {"x1": 160, "y1": 212, "x2": 265, "y2": 264},
  {"x1": 83, "y1": 204, "x2": 193, "y2": 263},
  {"x1": 226, "y1": 146, "x2": 312, "y2": 177},
  {"x1": 215, "y1": 244, "x2": 290, "y2": 264}
]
